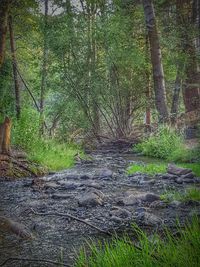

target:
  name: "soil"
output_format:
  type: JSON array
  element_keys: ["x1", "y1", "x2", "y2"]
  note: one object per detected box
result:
[{"x1": 0, "y1": 143, "x2": 199, "y2": 266}]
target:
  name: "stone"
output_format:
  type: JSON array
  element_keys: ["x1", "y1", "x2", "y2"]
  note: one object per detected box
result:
[
  {"x1": 86, "y1": 182, "x2": 102, "y2": 189},
  {"x1": 52, "y1": 193, "x2": 71, "y2": 199},
  {"x1": 58, "y1": 181, "x2": 80, "y2": 190},
  {"x1": 182, "y1": 178, "x2": 195, "y2": 184},
  {"x1": 135, "y1": 212, "x2": 162, "y2": 226},
  {"x1": 121, "y1": 195, "x2": 140, "y2": 206},
  {"x1": 150, "y1": 200, "x2": 167, "y2": 209},
  {"x1": 142, "y1": 193, "x2": 160, "y2": 203},
  {"x1": 167, "y1": 164, "x2": 192, "y2": 176},
  {"x1": 44, "y1": 182, "x2": 59, "y2": 189},
  {"x1": 169, "y1": 200, "x2": 181, "y2": 208},
  {"x1": 181, "y1": 172, "x2": 195, "y2": 179},
  {"x1": 110, "y1": 216, "x2": 123, "y2": 223},
  {"x1": 110, "y1": 207, "x2": 132, "y2": 218},
  {"x1": 78, "y1": 189, "x2": 104, "y2": 207},
  {"x1": 175, "y1": 177, "x2": 183, "y2": 184},
  {"x1": 80, "y1": 174, "x2": 91, "y2": 180},
  {"x1": 162, "y1": 173, "x2": 178, "y2": 180},
  {"x1": 96, "y1": 168, "x2": 113, "y2": 179}
]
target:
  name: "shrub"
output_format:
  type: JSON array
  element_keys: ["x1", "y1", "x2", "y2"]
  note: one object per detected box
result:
[
  {"x1": 11, "y1": 109, "x2": 82, "y2": 171},
  {"x1": 134, "y1": 126, "x2": 195, "y2": 162}
]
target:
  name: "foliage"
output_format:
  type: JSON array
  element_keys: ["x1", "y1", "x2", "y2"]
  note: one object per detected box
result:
[
  {"x1": 127, "y1": 163, "x2": 166, "y2": 176},
  {"x1": 160, "y1": 187, "x2": 200, "y2": 202},
  {"x1": 134, "y1": 126, "x2": 197, "y2": 162},
  {"x1": 11, "y1": 109, "x2": 81, "y2": 171},
  {"x1": 127, "y1": 162, "x2": 200, "y2": 177},
  {"x1": 75, "y1": 216, "x2": 200, "y2": 267}
]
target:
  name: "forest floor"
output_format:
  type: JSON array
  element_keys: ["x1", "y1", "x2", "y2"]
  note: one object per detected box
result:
[{"x1": 0, "y1": 142, "x2": 199, "y2": 266}]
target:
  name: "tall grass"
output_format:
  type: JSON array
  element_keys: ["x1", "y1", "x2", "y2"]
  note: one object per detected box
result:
[
  {"x1": 134, "y1": 126, "x2": 199, "y2": 162},
  {"x1": 75, "y1": 217, "x2": 200, "y2": 267},
  {"x1": 161, "y1": 187, "x2": 200, "y2": 202},
  {"x1": 11, "y1": 109, "x2": 82, "y2": 171}
]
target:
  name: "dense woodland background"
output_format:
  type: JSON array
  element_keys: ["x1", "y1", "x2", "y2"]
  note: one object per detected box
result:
[{"x1": 0, "y1": 0, "x2": 200, "y2": 170}]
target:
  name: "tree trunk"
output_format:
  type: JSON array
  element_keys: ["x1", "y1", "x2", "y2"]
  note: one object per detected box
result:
[
  {"x1": 0, "y1": 117, "x2": 12, "y2": 155},
  {"x1": 0, "y1": 0, "x2": 10, "y2": 68},
  {"x1": 171, "y1": 64, "x2": 182, "y2": 125},
  {"x1": 8, "y1": 15, "x2": 21, "y2": 119},
  {"x1": 142, "y1": 0, "x2": 169, "y2": 123},
  {"x1": 178, "y1": 0, "x2": 200, "y2": 134},
  {"x1": 40, "y1": 0, "x2": 48, "y2": 135}
]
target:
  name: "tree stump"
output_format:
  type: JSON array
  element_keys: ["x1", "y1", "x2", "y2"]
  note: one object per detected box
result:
[{"x1": 0, "y1": 116, "x2": 12, "y2": 156}]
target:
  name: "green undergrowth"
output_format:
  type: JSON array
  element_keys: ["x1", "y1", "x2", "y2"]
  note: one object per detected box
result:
[
  {"x1": 127, "y1": 162, "x2": 200, "y2": 177},
  {"x1": 160, "y1": 187, "x2": 200, "y2": 202},
  {"x1": 75, "y1": 217, "x2": 200, "y2": 267},
  {"x1": 134, "y1": 126, "x2": 200, "y2": 163},
  {"x1": 11, "y1": 109, "x2": 82, "y2": 171}
]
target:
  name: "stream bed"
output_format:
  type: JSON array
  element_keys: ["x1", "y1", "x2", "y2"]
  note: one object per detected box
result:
[{"x1": 0, "y1": 147, "x2": 200, "y2": 266}]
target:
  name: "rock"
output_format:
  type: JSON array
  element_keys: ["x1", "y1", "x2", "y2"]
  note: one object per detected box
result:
[
  {"x1": 86, "y1": 181, "x2": 102, "y2": 189},
  {"x1": 135, "y1": 212, "x2": 162, "y2": 226},
  {"x1": 80, "y1": 174, "x2": 91, "y2": 180},
  {"x1": 52, "y1": 193, "x2": 71, "y2": 199},
  {"x1": 175, "y1": 177, "x2": 183, "y2": 184},
  {"x1": 110, "y1": 207, "x2": 132, "y2": 218},
  {"x1": 169, "y1": 200, "x2": 181, "y2": 208},
  {"x1": 44, "y1": 182, "x2": 59, "y2": 189},
  {"x1": 78, "y1": 189, "x2": 104, "y2": 207},
  {"x1": 150, "y1": 200, "x2": 167, "y2": 209},
  {"x1": 121, "y1": 195, "x2": 140, "y2": 206},
  {"x1": 57, "y1": 181, "x2": 80, "y2": 190},
  {"x1": 181, "y1": 172, "x2": 195, "y2": 179},
  {"x1": 110, "y1": 216, "x2": 123, "y2": 223},
  {"x1": 142, "y1": 193, "x2": 160, "y2": 203},
  {"x1": 182, "y1": 178, "x2": 195, "y2": 184},
  {"x1": 167, "y1": 164, "x2": 192, "y2": 176},
  {"x1": 162, "y1": 173, "x2": 178, "y2": 180},
  {"x1": 96, "y1": 168, "x2": 113, "y2": 179}
]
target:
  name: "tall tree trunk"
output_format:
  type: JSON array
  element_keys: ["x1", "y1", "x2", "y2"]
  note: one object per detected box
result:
[
  {"x1": 0, "y1": 0, "x2": 11, "y2": 68},
  {"x1": 178, "y1": 0, "x2": 200, "y2": 134},
  {"x1": 143, "y1": 0, "x2": 169, "y2": 123},
  {"x1": 40, "y1": 0, "x2": 48, "y2": 135},
  {"x1": 170, "y1": 63, "x2": 183, "y2": 125},
  {"x1": 8, "y1": 15, "x2": 21, "y2": 119}
]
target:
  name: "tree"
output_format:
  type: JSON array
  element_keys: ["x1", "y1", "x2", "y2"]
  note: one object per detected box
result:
[
  {"x1": 143, "y1": 0, "x2": 169, "y2": 123},
  {"x1": 0, "y1": 0, "x2": 11, "y2": 68},
  {"x1": 9, "y1": 15, "x2": 21, "y2": 119},
  {"x1": 40, "y1": 0, "x2": 49, "y2": 135}
]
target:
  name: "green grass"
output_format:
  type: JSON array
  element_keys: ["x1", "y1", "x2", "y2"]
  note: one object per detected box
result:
[
  {"x1": 75, "y1": 217, "x2": 200, "y2": 267},
  {"x1": 28, "y1": 141, "x2": 82, "y2": 171},
  {"x1": 127, "y1": 163, "x2": 167, "y2": 176},
  {"x1": 11, "y1": 109, "x2": 82, "y2": 171},
  {"x1": 134, "y1": 126, "x2": 200, "y2": 163},
  {"x1": 127, "y1": 162, "x2": 200, "y2": 177},
  {"x1": 161, "y1": 187, "x2": 200, "y2": 203}
]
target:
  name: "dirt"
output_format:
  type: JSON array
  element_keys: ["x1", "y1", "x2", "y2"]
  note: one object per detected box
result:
[{"x1": 0, "y1": 144, "x2": 199, "y2": 266}]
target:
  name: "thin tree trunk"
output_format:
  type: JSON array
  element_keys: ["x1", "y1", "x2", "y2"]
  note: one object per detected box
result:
[
  {"x1": 8, "y1": 15, "x2": 21, "y2": 119},
  {"x1": 171, "y1": 64, "x2": 182, "y2": 125},
  {"x1": 40, "y1": 0, "x2": 48, "y2": 135},
  {"x1": 143, "y1": 0, "x2": 169, "y2": 123},
  {"x1": 0, "y1": 0, "x2": 10, "y2": 68}
]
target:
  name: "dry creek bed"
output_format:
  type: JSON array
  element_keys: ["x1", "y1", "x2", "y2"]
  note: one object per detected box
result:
[{"x1": 0, "y1": 149, "x2": 200, "y2": 266}]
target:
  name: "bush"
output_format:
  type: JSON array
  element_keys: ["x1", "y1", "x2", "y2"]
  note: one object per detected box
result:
[
  {"x1": 11, "y1": 109, "x2": 82, "y2": 171},
  {"x1": 134, "y1": 126, "x2": 195, "y2": 162}
]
